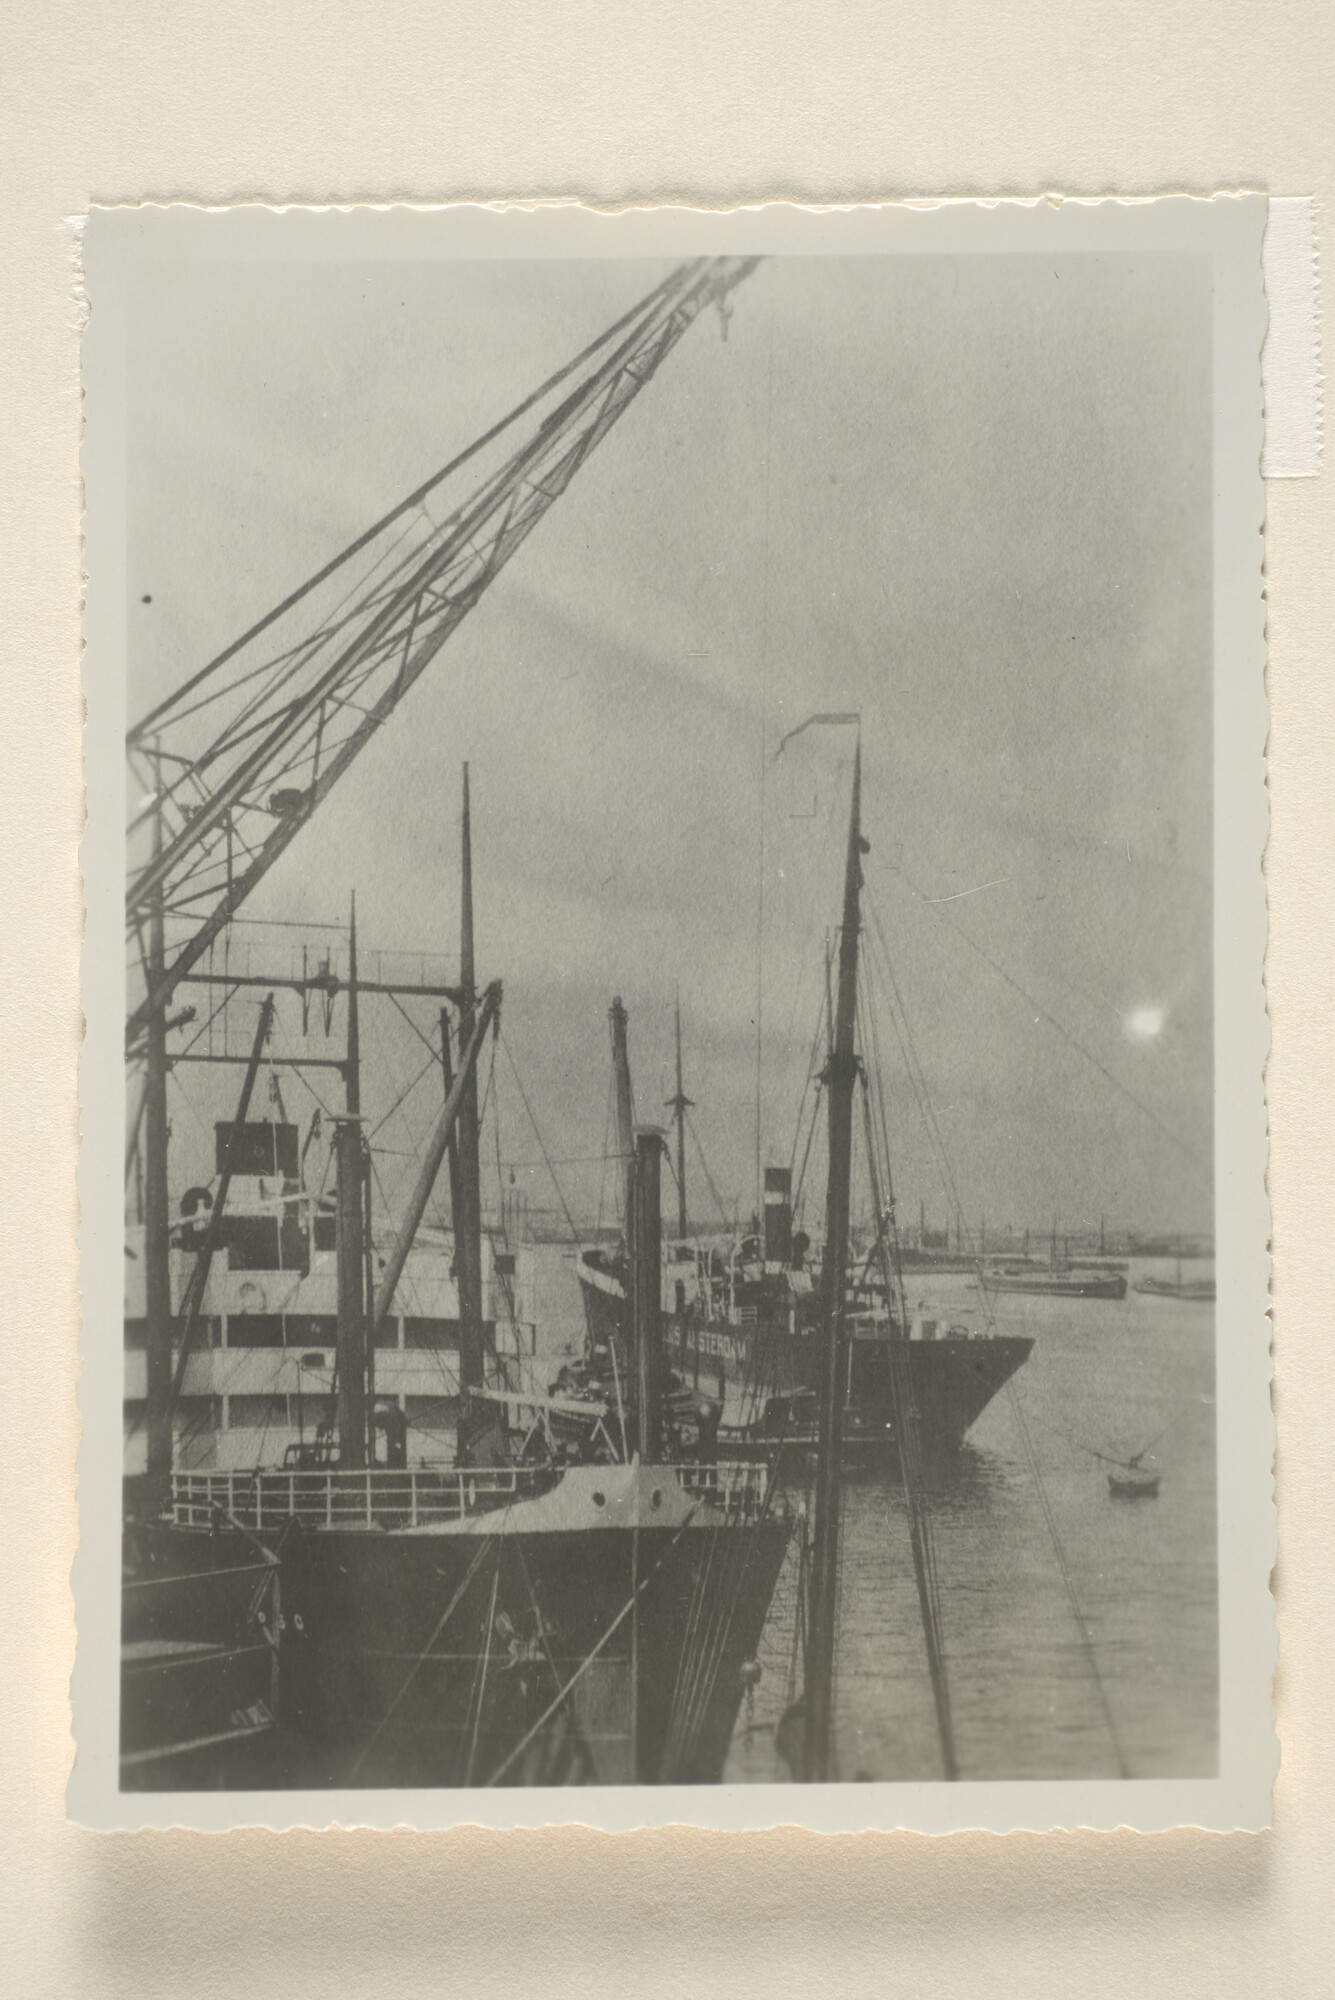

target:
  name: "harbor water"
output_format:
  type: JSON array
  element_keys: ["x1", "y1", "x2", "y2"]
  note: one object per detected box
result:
[{"x1": 527, "y1": 1247, "x2": 1218, "y2": 1785}]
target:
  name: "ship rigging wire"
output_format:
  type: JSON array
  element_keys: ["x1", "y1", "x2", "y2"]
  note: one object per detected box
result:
[
  {"x1": 595, "y1": 1063, "x2": 615, "y2": 1239},
  {"x1": 882, "y1": 856, "x2": 1208, "y2": 1176},
  {"x1": 384, "y1": 987, "x2": 443, "y2": 1063},
  {"x1": 488, "y1": 1049, "x2": 524, "y2": 1360},
  {"x1": 1003, "y1": 1378, "x2": 1131, "y2": 1779},
  {"x1": 663, "y1": 1496, "x2": 774, "y2": 1779},
  {"x1": 1020, "y1": 1407, "x2": 1172, "y2": 1472},
  {"x1": 854, "y1": 978, "x2": 959, "y2": 1781},
  {"x1": 484, "y1": 1504, "x2": 709, "y2": 1788},
  {"x1": 125, "y1": 258, "x2": 761, "y2": 1046},
  {"x1": 512, "y1": 1534, "x2": 598, "y2": 1780},
  {"x1": 345, "y1": 1535, "x2": 497, "y2": 1782},
  {"x1": 128, "y1": 267, "x2": 688, "y2": 750},
  {"x1": 499, "y1": 1030, "x2": 582, "y2": 1246},
  {"x1": 753, "y1": 302, "x2": 776, "y2": 1233},
  {"x1": 849, "y1": 904, "x2": 1141, "y2": 1781},
  {"x1": 369, "y1": 1036, "x2": 443, "y2": 1141},
  {"x1": 464, "y1": 1558, "x2": 504, "y2": 1785},
  {"x1": 865, "y1": 892, "x2": 973, "y2": 1256},
  {"x1": 684, "y1": 1109, "x2": 733, "y2": 1232}
]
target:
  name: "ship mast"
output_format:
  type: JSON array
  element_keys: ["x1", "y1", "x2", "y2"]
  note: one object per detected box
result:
[
  {"x1": 440, "y1": 1007, "x2": 465, "y2": 1280},
  {"x1": 335, "y1": 892, "x2": 369, "y2": 1467},
  {"x1": 805, "y1": 738, "x2": 865, "y2": 1783},
  {"x1": 610, "y1": 997, "x2": 636, "y2": 1241},
  {"x1": 665, "y1": 994, "x2": 693, "y2": 1334},
  {"x1": 455, "y1": 764, "x2": 485, "y2": 1394},
  {"x1": 667, "y1": 992, "x2": 691, "y2": 1242},
  {"x1": 369, "y1": 982, "x2": 502, "y2": 1340},
  {"x1": 143, "y1": 745, "x2": 173, "y2": 1485},
  {"x1": 171, "y1": 993, "x2": 276, "y2": 1404},
  {"x1": 628, "y1": 1128, "x2": 666, "y2": 1462}
]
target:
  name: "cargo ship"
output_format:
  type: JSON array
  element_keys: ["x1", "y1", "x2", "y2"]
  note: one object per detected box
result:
[
  {"x1": 575, "y1": 982, "x2": 1032, "y2": 1469},
  {"x1": 123, "y1": 779, "x2": 792, "y2": 1789}
]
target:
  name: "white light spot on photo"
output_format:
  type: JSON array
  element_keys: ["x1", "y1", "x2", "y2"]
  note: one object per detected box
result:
[{"x1": 1124, "y1": 1004, "x2": 1167, "y2": 1043}]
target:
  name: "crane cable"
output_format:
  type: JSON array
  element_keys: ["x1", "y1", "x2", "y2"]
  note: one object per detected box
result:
[
  {"x1": 129, "y1": 265, "x2": 692, "y2": 747},
  {"x1": 881, "y1": 858, "x2": 1206, "y2": 1175}
]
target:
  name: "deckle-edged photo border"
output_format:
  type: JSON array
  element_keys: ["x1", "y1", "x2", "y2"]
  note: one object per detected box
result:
[{"x1": 72, "y1": 195, "x2": 1274, "y2": 1833}]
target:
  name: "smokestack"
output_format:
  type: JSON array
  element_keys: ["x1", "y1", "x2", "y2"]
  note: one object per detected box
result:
[
  {"x1": 764, "y1": 1164, "x2": 793, "y2": 1269},
  {"x1": 629, "y1": 1128, "x2": 665, "y2": 1463}
]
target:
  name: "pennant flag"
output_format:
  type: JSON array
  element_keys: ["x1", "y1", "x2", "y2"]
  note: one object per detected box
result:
[{"x1": 773, "y1": 710, "x2": 860, "y2": 760}]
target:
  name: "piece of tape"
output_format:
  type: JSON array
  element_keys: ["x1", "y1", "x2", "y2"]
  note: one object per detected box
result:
[{"x1": 1261, "y1": 196, "x2": 1322, "y2": 478}]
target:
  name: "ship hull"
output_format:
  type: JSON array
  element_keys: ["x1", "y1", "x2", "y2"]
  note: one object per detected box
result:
[
  {"x1": 124, "y1": 1463, "x2": 791, "y2": 1789},
  {"x1": 579, "y1": 1263, "x2": 1033, "y2": 1465},
  {"x1": 120, "y1": 1517, "x2": 282, "y2": 1786},
  {"x1": 586, "y1": 1281, "x2": 1031, "y2": 1462},
  {"x1": 984, "y1": 1272, "x2": 1128, "y2": 1301},
  {"x1": 1133, "y1": 1278, "x2": 1215, "y2": 1303},
  {"x1": 275, "y1": 1514, "x2": 789, "y2": 1786},
  {"x1": 731, "y1": 1329, "x2": 1034, "y2": 1465}
]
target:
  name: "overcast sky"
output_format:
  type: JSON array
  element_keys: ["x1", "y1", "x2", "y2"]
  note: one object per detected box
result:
[{"x1": 128, "y1": 249, "x2": 1213, "y2": 1239}]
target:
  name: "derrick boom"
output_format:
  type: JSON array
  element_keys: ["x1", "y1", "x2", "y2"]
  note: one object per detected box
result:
[{"x1": 126, "y1": 256, "x2": 760, "y2": 1042}]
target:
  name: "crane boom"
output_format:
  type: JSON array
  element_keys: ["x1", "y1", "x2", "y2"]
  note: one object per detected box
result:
[{"x1": 126, "y1": 255, "x2": 760, "y2": 1042}]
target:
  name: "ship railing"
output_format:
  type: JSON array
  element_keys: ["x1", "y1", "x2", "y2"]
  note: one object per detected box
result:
[
  {"x1": 170, "y1": 1464, "x2": 554, "y2": 1532},
  {"x1": 170, "y1": 1458, "x2": 775, "y2": 1530}
]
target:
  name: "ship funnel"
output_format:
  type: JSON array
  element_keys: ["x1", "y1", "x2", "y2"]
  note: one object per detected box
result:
[
  {"x1": 764, "y1": 1165, "x2": 793, "y2": 1270},
  {"x1": 629, "y1": 1127, "x2": 666, "y2": 1463}
]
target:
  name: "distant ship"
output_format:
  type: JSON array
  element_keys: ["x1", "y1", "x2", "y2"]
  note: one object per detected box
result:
[
  {"x1": 1133, "y1": 1274, "x2": 1215, "y2": 1303},
  {"x1": 979, "y1": 1231, "x2": 1128, "y2": 1302},
  {"x1": 1133, "y1": 1241, "x2": 1215, "y2": 1303},
  {"x1": 982, "y1": 1265, "x2": 1128, "y2": 1302}
]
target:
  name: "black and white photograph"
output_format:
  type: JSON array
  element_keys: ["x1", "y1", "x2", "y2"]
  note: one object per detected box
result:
[{"x1": 74, "y1": 199, "x2": 1273, "y2": 1831}]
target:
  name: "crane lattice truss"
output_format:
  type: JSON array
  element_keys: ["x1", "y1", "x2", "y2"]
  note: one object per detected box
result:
[{"x1": 126, "y1": 256, "x2": 759, "y2": 1044}]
